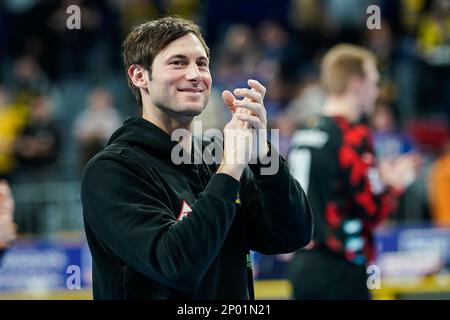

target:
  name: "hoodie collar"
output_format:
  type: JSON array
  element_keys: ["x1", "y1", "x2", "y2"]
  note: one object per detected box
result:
[
  {"x1": 108, "y1": 116, "x2": 205, "y2": 162},
  {"x1": 107, "y1": 116, "x2": 179, "y2": 157}
]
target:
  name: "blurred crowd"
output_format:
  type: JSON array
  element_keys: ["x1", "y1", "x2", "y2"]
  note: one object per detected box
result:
[{"x1": 0, "y1": 0, "x2": 449, "y2": 235}]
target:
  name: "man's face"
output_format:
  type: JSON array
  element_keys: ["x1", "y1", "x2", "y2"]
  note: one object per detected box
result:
[
  {"x1": 358, "y1": 61, "x2": 380, "y2": 117},
  {"x1": 146, "y1": 33, "x2": 212, "y2": 117}
]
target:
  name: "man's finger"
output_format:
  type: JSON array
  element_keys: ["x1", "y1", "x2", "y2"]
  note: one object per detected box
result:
[
  {"x1": 234, "y1": 100, "x2": 265, "y2": 122},
  {"x1": 222, "y1": 90, "x2": 237, "y2": 113},
  {"x1": 233, "y1": 88, "x2": 263, "y2": 104},
  {"x1": 236, "y1": 113, "x2": 264, "y2": 130},
  {"x1": 247, "y1": 79, "x2": 267, "y2": 99},
  {"x1": 0, "y1": 181, "x2": 12, "y2": 197},
  {"x1": 226, "y1": 112, "x2": 246, "y2": 130}
]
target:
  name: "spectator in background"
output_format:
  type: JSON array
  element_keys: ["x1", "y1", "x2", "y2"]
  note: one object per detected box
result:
[
  {"x1": 416, "y1": 0, "x2": 450, "y2": 66},
  {"x1": 363, "y1": 19, "x2": 393, "y2": 73},
  {"x1": 416, "y1": 0, "x2": 450, "y2": 119},
  {"x1": 322, "y1": 0, "x2": 373, "y2": 43},
  {"x1": 120, "y1": 0, "x2": 159, "y2": 38},
  {"x1": 289, "y1": 0, "x2": 324, "y2": 33},
  {"x1": 370, "y1": 101, "x2": 415, "y2": 160},
  {"x1": 287, "y1": 44, "x2": 421, "y2": 299},
  {"x1": 256, "y1": 21, "x2": 288, "y2": 82},
  {"x1": 0, "y1": 86, "x2": 28, "y2": 179},
  {"x1": 165, "y1": 0, "x2": 201, "y2": 20},
  {"x1": 214, "y1": 24, "x2": 260, "y2": 89},
  {"x1": 370, "y1": 101, "x2": 426, "y2": 222},
  {"x1": 47, "y1": 0, "x2": 104, "y2": 77},
  {"x1": 73, "y1": 87, "x2": 121, "y2": 168},
  {"x1": 13, "y1": 93, "x2": 60, "y2": 182},
  {"x1": 399, "y1": 0, "x2": 428, "y2": 35},
  {"x1": 285, "y1": 80, "x2": 326, "y2": 128},
  {"x1": 270, "y1": 114, "x2": 297, "y2": 157},
  {"x1": 0, "y1": 180, "x2": 16, "y2": 263},
  {"x1": 11, "y1": 94, "x2": 60, "y2": 234},
  {"x1": 11, "y1": 54, "x2": 50, "y2": 105},
  {"x1": 263, "y1": 75, "x2": 288, "y2": 118},
  {"x1": 428, "y1": 140, "x2": 450, "y2": 226}
]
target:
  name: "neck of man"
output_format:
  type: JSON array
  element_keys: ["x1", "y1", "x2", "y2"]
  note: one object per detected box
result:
[
  {"x1": 142, "y1": 104, "x2": 193, "y2": 153},
  {"x1": 322, "y1": 93, "x2": 359, "y2": 123}
]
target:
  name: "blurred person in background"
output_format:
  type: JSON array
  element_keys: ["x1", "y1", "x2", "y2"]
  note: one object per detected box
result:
[
  {"x1": 428, "y1": 139, "x2": 450, "y2": 226},
  {"x1": 287, "y1": 44, "x2": 421, "y2": 300},
  {"x1": 322, "y1": 0, "x2": 372, "y2": 43},
  {"x1": 11, "y1": 54, "x2": 50, "y2": 106},
  {"x1": 47, "y1": 0, "x2": 109, "y2": 77},
  {"x1": 256, "y1": 21, "x2": 288, "y2": 82},
  {"x1": 0, "y1": 180, "x2": 16, "y2": 264},
  {"x1": 370, "y1": 100, "x2": 427, "y2": 222},
  {"x1": 13, "y1": 93, "x2": 60, "y2": 182},
  {"x1": 213, "y1": 23, "x2": 261, "y2": 90},
  {"x1": 370, "y1": 101, "x2": 415, "y2": 160},
  {"x1": 270, "y1": 115, "x2": 297, "y2": 158},
  {"x1": 164, "y1": 0, "x2": 201, "y2": 20},
  {"x1": 120, "y1": 0, "x2": 159, "y2": 37},
  {"x1": 416, "y1": 0, "x2": 450, "y2": 119},
  {"x1": 73, "y1": 87, "x2": 121, "y2": 169},
  {"x1": 11, "y1": 94, "x2": 60, "y2": 234},
  {"x1": 416, "y1": 0, "x2": 450, "y2": 66},
  {"x1": 81, "y1": 16, "x2": 312, "y2": 299},
  {"x1": 0, "y1": 86, "x2": 28, "y2": 180},
  {"x1": 285, "y1": 80, "x2": 327, "y2": 128}
]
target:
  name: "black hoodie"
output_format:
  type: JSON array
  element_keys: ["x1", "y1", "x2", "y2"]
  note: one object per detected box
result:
[{"x1": 81, "y1": 116, "x2": 312, "y2": 299}]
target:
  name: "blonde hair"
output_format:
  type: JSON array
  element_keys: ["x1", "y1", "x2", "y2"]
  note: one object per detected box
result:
[{"x1": 320, "y1": 44, "x2": 376, "y2": 95}]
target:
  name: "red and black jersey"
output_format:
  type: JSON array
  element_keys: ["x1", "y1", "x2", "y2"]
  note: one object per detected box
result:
[{"x1": 288, "y1": 115, "x2": 401, "y2": 265}]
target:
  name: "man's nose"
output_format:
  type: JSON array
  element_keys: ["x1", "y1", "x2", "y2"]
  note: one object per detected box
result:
[{"x1": 185, "y1": 63, "x2": 202, "y2": 81}]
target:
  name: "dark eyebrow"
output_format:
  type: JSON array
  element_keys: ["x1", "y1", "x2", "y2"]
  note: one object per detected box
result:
[
  {"x1": 197, "y1": 56, "x2": 209, "y2": 64},
  {"x1": 167, "y1": 54, "x2": 188, "y2": 62},
  {"x1": 166, "y1": 54, "x2": 209, "y2": 64}
]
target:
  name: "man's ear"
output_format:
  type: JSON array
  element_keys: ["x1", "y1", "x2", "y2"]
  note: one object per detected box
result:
[{"x1": 128, "y1": 64, "x2": 150, "y2": 93}]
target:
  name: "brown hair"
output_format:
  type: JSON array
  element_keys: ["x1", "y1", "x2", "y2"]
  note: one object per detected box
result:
[
  {"x1": 320, "y1": 44, "x2": 376, "y2": 95},
  {"x1": 122, "y1": 16, "x2": 210, "y2": 107}
]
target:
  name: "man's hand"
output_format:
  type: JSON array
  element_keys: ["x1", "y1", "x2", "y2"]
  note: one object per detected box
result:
[
  {"x1": 222, "y1": 79, "x2": 269, "y2": 163},
  {"x1": 217, "y1": 114, "x2": 253, "y2": 181},
  {"x1": 379, "y1": 153, "x2": 422, "y2": 192},
  {"x1": 0, "y1": 180, "x2": 17, "y2": 248}
]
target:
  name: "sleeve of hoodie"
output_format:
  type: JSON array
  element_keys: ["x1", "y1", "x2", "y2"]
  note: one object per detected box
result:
[
  {"x1": 239, "y1": 144, "x2": 313, "y2": 255},
  {"x1": 81, "y1": 154, "x2": 239, "y2": 292}
]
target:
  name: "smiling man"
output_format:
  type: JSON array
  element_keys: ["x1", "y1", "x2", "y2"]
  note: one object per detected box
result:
[{"x1": 80, "y1": 16, "x2": 312, "y2": 299}]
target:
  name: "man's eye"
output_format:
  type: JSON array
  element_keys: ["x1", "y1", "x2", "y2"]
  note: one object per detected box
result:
[{"x1": 171, "y1": 60, "x2": 182, "y2": 65}]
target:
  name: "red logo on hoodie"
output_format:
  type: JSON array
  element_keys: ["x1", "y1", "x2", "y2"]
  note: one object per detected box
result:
[{"x1": 177, "y1": 200, "x2": 193, "y2": 221}]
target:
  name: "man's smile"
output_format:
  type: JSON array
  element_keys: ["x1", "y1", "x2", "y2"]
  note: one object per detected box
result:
[{"x1": 177, "y1": 87, "x2": 205, "y2": 93}]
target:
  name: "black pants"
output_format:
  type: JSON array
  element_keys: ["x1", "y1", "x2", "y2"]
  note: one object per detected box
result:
[{"x1": 287, "y1": 249, "x2": 370, "y2": 300}]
